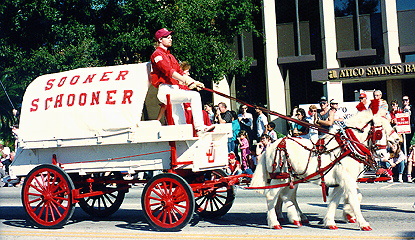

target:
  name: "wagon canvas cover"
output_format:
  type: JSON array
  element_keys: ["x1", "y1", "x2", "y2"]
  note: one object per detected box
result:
[{"x1": 19, "y1": 63, "x2": 151, "y2": 143}]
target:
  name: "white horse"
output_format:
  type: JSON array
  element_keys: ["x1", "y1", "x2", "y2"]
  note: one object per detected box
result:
[{"x1": 250, "y1": 110, "x2": 400, "y2": 230}]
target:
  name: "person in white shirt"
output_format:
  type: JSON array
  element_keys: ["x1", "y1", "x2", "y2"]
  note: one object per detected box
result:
[
  {"x1": 0, "y1": 144, "x2": 11, "y2": 175},
  {"x1": 255, "y1": 107, "x2": 268, "y2": 140}
]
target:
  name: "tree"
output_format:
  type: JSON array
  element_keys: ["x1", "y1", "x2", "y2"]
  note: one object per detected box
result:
[{"x1": 0, "y1": 0, "x2": 260, "y2": 147}]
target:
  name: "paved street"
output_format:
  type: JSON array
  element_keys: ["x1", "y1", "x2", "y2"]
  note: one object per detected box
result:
[{"x1": 1, "y1": 182, "x2": 415, "y2": 240}]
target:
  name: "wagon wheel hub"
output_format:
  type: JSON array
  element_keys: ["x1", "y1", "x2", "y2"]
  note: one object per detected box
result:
[
  {"x1": 42, "y1": 191, "x2": 53, "y2": 202},
  {"x1": 161, "y1": 198, "x2": 174, "y2": 209}
]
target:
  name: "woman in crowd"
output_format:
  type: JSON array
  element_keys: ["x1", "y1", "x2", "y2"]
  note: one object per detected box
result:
[
  {"x1": 306, "y1": 105, "x2": 318, "y2": 141},
  {"x1": 238, "y1": 104, "x2": 254, "y2": 144},
  {"x1": 380, "y1": 143, "x2": 406, "y2": 183},
  {"x1": 389, "y1": 100, "x2": 402, "y2": 127},
  {"x1": 292, "y1": 108, "x2": 309, "y2": 138}
]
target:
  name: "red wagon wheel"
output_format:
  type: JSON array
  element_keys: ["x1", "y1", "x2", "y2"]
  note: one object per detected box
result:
[
  {"x1": 194, "y1": 169, "x2": 235, "y2": 219},
  {"x1": 76, "y1": 172, "x2": 126, "y2": 218},
  {"x1": 141, "y1": 173, "x2": 195, "y2": 231},
  {"x1": 21, "y1": 164, "x2": 75, "y2": 228}
]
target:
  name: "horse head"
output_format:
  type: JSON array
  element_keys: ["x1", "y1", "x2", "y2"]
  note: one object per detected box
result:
[
  {"x1": 370, "y1": 113, "x2": 401, "y2": 162},
  {"x1": 342, "y1": 109, "x2": 400, "y2": 163}
]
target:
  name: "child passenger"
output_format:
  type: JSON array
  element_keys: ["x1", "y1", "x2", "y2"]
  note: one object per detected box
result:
[
  {"x1": 226, "y1": 152, "x2": 242, "y2": 175},
  {"x1": 237, "y1": 130, "x2": 253, "y2": 174}
]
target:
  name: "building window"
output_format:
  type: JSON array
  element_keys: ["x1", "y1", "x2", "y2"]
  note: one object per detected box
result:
[
  {"x1": 403, "y1": 54, "x2": 415, "y2": 63},
  {"x1": 276, "y1": 0, "x2": 318, "y2": 57},
  {"x1": 396, "y1": 0, "x2": 415, "y2": 11},
  {"x1": 334, "y1": 0, "x2": 380, "y2": 51},
  {"x1": 397, "y1": 0, "x2": 415, "y2": 51}
]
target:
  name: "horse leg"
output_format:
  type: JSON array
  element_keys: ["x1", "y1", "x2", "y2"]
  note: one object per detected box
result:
[
  {"x1": 275, "y1": 185, "x2": 300, "y2": 224},
  {"x1": 275, "y1": 190, "x2": 285, "y2": 223},
  {"x1": 290, "y1": 185, "x2": 309, "y2": 224},
  {"x1": 265, "y1": 181, "x2": 284, "y2": 229},
  {"x1": 278, "y1": 185, "x2": 302, "y2": 227},
  {"x1": 342, "y1": 187, "x2": 362, "y2": 223},
  {"x1": 342, "y1": 178, "x2": 371, "y2": 230},
  {"x1": 323, "y1": 186, "x2": 343, "y2": 229}
]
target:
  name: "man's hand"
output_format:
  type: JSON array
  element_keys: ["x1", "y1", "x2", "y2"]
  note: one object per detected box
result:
[{"x1": 188, "y1": 80, "x2": 205, "y2": 90}]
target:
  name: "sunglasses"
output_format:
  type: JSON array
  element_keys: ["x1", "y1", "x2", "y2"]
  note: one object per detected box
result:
[
  {"x1": 310, "y1": 110, "x2": 317, "y2": 112},
  {"x1": 403, "y1": 99, "x2": 409, "y2": 101}
]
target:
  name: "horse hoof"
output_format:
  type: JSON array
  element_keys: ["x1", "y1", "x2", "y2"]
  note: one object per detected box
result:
[
  {"x1": 346, "y1": 214, "x2": 357, "y2": 223},
  {"x1": 301, "y1": 219, "x2": 310, "y2": 224},
  {"x1": 293, "y1": 220, "x2": 302, "y2": 227},
  {"x1": 278, "y1": 218, "x2": 286, "y2": 223},
  {"x1": 328, "y1": 225, "x2": 338, "y2": 230},
  {"x1": 273, "y1": 225, "x2": 283, "y2": 230},
  {"x1": 361, "y1": 226, "x2": 372, "y2": 231}
]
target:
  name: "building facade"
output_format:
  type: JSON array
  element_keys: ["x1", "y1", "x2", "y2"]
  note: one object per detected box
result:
[{"x1": 230, "y1": 0, "x2": 415, "y2": 133}]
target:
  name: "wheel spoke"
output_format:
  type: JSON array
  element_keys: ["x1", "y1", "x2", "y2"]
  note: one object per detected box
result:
[
  {"x1": 152, "y1": 186, "x2": 164, "y2": 199},
  {"x1": 149, "y1": 196, "x2": 162, "y2": 201},
  {"x1": 103, "y1": 193, "x2": 115, "y2": 205},
  {"x1": 29, "y1": 183, "x2": 44, "y2": 194},
  {"x1": 28, "y1": 197, "x2": 42, "y2": 204},
  {"x1": 212, "y1": 197, "x2": 221, "y2": 210},
  {"x1": 50, "y1": 200, "x2": 63, "y2": 218},
  {"x1": 51, "y1": 197, "x2": 68, "y2": 209},
  {"x1": 44, "y1": 203, "x2": 50, "y2": 222},
  {"x1": 161, "y1": 209, "x2": 167, "y2": 223},
  {"x1": 171, "y1": 206, "x2": 184, "y2": 217},
  {"x1": 98, "y1": 197, "x2": 102, "y2": 211},
  {"x1": 171, "y1": 209, "x2": 180, "y2": 222},
  {"x1": 28, "y1": 192, "x2": 42, "y2": 197},
  {"x1": 49, "y1": 203, "x2": 57, "y2": 222},
  {"x1": 34, "y1": 176, "x2": 46, "y2": 192},
  {"x1": 101, "y1": 196, "x2": 108, "y2": 209}
]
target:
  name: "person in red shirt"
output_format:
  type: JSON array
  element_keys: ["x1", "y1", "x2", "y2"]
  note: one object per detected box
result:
[
  {"x1": 356, "y1": 92, "x2": 370, "y2": 111},
  {"x1": 225, "y1": 152, "x2": 242, "y2": 175},
  {"x1": 389, "y1": 100, "x2": 402, "y2": 126},
  {"x1": 150, "y1": 28, "x2": 214, "y2": 134}
]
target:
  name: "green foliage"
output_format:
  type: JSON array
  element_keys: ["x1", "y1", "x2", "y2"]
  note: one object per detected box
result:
[{"x1": 0, "y1": 0, "x2": 260, "y2": 139}]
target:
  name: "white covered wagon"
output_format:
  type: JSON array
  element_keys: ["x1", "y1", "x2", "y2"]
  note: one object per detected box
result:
[{"x1": 10, "y1": 63, "x2": 235, "y2": 231}]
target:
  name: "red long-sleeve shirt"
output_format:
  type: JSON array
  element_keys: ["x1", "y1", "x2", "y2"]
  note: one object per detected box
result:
[{"x1": 150, "y1": 47, "x2": 184, "y2": 88}]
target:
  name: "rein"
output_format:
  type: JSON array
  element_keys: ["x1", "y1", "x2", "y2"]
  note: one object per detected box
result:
[
  {"x1": 203, "y1": 87, "x2": 378, "y2": 196},
  {"x1": 203, "y1": 87, "x2": 330, "y2": 134}
]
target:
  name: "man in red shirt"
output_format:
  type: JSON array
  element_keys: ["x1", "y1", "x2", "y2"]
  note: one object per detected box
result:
[{"x1": 150, "y1": 28, "x2": 214, "y2": 134}]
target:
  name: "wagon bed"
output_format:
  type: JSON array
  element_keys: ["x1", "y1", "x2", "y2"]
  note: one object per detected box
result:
[{"x1": 10, "y1": 63, "x2": 237, "y2": 231}]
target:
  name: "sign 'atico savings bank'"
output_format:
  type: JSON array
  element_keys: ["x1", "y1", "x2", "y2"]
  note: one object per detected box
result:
[{"x1": 312, "y1": 63, "x2": 415, "y2": 82}]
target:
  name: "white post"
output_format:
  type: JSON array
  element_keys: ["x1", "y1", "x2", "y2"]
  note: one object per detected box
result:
[
  {"x1": 320, "y1": 0, "x2": 343, "y2": 102},
  {"x1": 381, "y1": 0, "x2": 401, "y2": 64},
  {"x1": 262, "y1": 0, "x2": 287, "y2": 134}
]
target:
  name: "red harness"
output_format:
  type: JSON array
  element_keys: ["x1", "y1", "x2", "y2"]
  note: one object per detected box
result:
[{"x1": 247, "y1": 127, "x2": 379, "y2": 202}]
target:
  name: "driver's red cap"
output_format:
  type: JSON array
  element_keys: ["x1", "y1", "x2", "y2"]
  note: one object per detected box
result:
[{"x1": 154, "y1": 28, "x2": 173, "y2": 40}]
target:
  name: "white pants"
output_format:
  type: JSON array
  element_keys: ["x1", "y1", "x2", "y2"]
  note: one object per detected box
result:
[{"x1": 157, "y1": 84, "x2": 204, "y2": 129}]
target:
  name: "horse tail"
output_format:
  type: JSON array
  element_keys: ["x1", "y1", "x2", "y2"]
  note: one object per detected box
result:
[{"x1": 250, "y1": 152, "x2": 268, "y2": 195}]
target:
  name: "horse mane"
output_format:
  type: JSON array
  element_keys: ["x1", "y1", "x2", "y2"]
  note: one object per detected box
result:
[
  {"x1": 372, "y1": 113, "x2": 394, "y2": 136},
  {"x1": 344, "y1": 109, "x2": 373, "y2": 130},
  {"x1": 250, "y1": 152, "x2": 268, "y2": 195}
]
